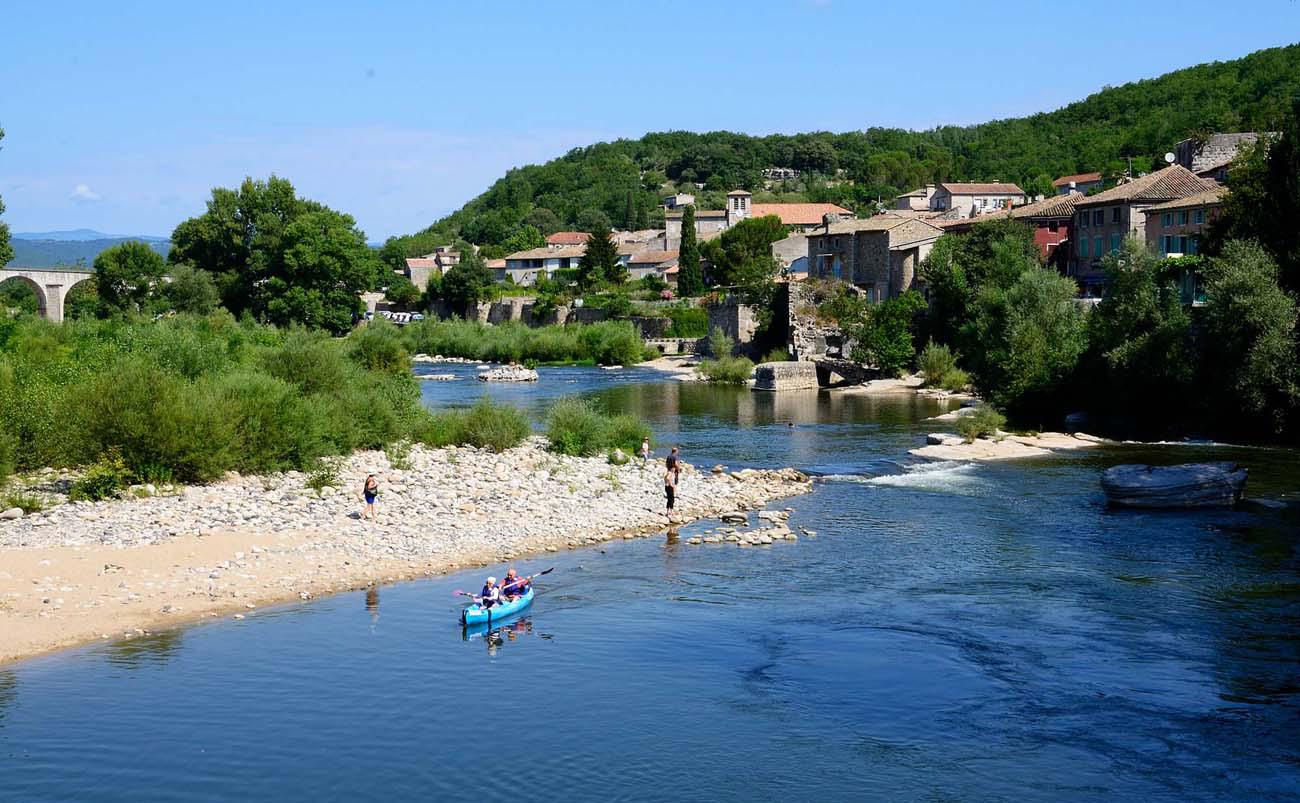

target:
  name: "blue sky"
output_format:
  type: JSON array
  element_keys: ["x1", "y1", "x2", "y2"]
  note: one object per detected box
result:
[{"x1": 2, "y1": 1, "x2": 1297, "y2": 240}]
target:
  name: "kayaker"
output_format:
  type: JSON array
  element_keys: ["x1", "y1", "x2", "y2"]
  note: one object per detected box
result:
[
  {"x1": 478, "y1": 576, "x2": 501, "y2": 609},
  {"x1": 499, "y1": 568, "x2": 528, "y2": 600}
]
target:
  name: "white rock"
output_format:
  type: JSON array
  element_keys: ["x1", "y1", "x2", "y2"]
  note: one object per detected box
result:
[{"x1": 1, "y1": 507, "x2": 23, "y2": 520}]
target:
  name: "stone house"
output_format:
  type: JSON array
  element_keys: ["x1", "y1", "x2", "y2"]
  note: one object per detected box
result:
[
  {"x1": 665, "y1": 208, "x2": 729, "y2": 250},
  {"x1": 1070, "y1": 165, "x2": 1217, "y2": 288},
  {"x1": 895, "y1": 185, "x2": 936, "y2": 210},
  {"x1": 806, "y1": 216, "x2": 943, "y2": 303},
  {"x1": 1142, "y1": 186, "x2": 1225, "y2": 258},
  {"x1": 661, "y1": 193, "x2": 695, "y2": 211},
  {"x1": 545, "y1": 231, "x2": 588, "y2": 248},
  {"x1": 750, "y1": 202, "x2": 854, "y2": 233},
  {"x1": 403, "y1": 246, "x2": 461, "y2": 290},
  {"x1": 500, "y1": 245, "x2": 585, "y2": 285},
  {"x1": 935, "y1": 192, "x2": 1083, "y2": 271},
  {"x1": 1174, "y1": 133, "x2": 1266, "y2": 182},
  {"x1": 930, "y1": 183, "x2": 1025, "y2": 218},
  {"x1": 1052, "y1": 172, "x2": 1103, "y2": 195},
  {"x1": 625, "y1": 249, "x2": 679, "y2": 282}
]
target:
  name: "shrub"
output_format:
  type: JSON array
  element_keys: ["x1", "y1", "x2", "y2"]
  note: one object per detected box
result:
[
  {"x1": 386, "y1": 439, "x2": 413, "y2": 470},
  {"x1": 400, "y1": 318, "x2": 645, "y2": 366},
  {"x1": 306, "y1": 457, "x2": 342, "y2": 492},
  {"x1": 349, "y1": 319, "x2": 410, "y2": 375},
  {"x1": 606, "y1": 448, "x2": 631, "y2": 466},
  {"x1": 0, "y1": 426, "x2": 14, "y2": 485},
  {"x1": 69, "y1": 448, "x2": 133, "y2": 501},
  {"x1": 941, "y1": 368, "x2": 972, "y2": 392},
  {"x1": 955, "y1": 406, "x2": 1007, "y2": 443},
  {"x1": 1, "y1": 489, "x2": 44, "y2": 514},
  {"x1": 663, "y1": 306, "x2": 707, "y2": 338},
  {"x1": 761, "y1": 347, "x2": 791, "y2": 363},
  {"x1": 699, "y1": 356, "x2": 755, "y2": 384},
  {"x1": 707, "y1": 326, "x2": 734, "y2": 358},
  {"x1": 919, "y1": 341, "x2": 958, "y2": 387},
  {"x1": 414, "y1": 398, "x2": 531, "y2": 453},
  {"x1": 544, "y1": 397, "x2": 651, "y2": 457}
]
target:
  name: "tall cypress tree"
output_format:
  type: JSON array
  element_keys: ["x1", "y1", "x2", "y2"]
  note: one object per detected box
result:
[
  {"x1": 579, "y1": 226, "x2": 619, "y2": 290},
  {"x1": 677, "y1": 205, "x2": 704, "y2": 296},
  {"x1": 623, "y1": 190, "x2": 636, "y2": 230}
]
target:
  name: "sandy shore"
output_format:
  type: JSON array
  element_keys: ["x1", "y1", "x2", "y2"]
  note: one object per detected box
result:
[
  {"x1": 638, "y1": 354, "x2": 703, "y2": 380},
  {"x1": 0, "y1": 440, "x2": 811, "y2": 665}
]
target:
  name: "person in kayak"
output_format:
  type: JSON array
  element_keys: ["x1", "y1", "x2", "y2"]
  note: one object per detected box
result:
[
  {"x1": 499, "y1": 568, "x2": 529, "y2": 601},
  {"x1": 478, "y1": 576, "x2": 502, "y2": 609}
]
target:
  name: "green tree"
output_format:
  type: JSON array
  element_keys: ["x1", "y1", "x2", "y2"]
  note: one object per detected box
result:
[
  {"x1": 576, "y1": 209, "x2": 612, "y2": 234},
  {"x1": 701, "y1": 215, "x2": 785, "y2": 312},
  {"x1": 168, "y1": 175, "x2": 380, "y2": 331},
  {"x1": 964, "y1": 267, "x2": 1088, "y2": 421},
  {"x1": 1084, "y1": 240, "x2": 1194, "y2": 428},
  {"x1": 500, "y1": 224, "x2": 545, "y2": 255},
  {"x1": 578, "y1": 227, "x2": 618, "y2": 290},
  {"x1": 677, "y1": 205, "x2": 704, "y2": 296},
  {"x1": 844, "y1": 291, "x2": 926, "y2": 377},
  {"x1": 1201, "y1": 240, "x2": 1299, "y2": 435},
  {"x1": 524, "y1": 207, "x2": 563, "y2": 235},
  {"x1": 0, "y1": 280, "x2": 38, "y2": 315},
  {"x1": 94, "y1": 240, "x2": 167, "y2": 316},
  {"x1": 624, "y1": 190, "x2": 636, "y2": 230},
  {"x1": 384, "y1": 273, "x2": 422, "y2": 307},
  {"x1": 440, "y1": 249, "x2": 494, "y2": 312},
  {"x1": 162, "y1": 264, "x2": 220, "y2": 315}
]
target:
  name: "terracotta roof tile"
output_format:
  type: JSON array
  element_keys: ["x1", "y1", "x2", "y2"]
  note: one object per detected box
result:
[
  {"x1": 545, "y1": 231, "x2": 588, "y2": 245},
  {"x1": 627, "y1": 249, "x2": 679, "y2": 265},
  {"x1": 1144, "y1": 186, "x2": 1227, "y2": 212},
  {"x1": 939, "y1": 182, "x2": 1024, "y2": 195},
  {"x1": 1075, "y1": 165, "x2": 1216, "y2": 207},
  {"x1": 1010, "y1": 191, "x2": 1084, "y2": 219},
  {"x1": 1052, "y1": 172, "x2": 1103, "y2": 187},
  {"x1": 750, "y1": 203, "x2": 853, "y2": 227},
  {"x1": 405, "y1": 258, "x2": 437, "y2": 269}
]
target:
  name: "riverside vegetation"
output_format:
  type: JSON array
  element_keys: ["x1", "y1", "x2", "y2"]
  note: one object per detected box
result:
[{"x1": 0, "y1": 314, "x2": 651, "y2": 496}]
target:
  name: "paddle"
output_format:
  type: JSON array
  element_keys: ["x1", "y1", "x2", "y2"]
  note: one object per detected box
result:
[{"x1": 453, "y1": 567, "x2": 554, "y2": 599}]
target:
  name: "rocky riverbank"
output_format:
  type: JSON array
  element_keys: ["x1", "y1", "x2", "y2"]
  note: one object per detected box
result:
[{"x1": 0, "y1": 439, "x2": 811, "y2": 664}]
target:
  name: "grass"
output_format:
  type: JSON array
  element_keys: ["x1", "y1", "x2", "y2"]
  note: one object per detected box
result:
[
  {"x1": 544, "y1": 397, "x2": 651, "y2": 457},
  {"x1": 1, "y1": 488, "x2": 45, "y2": 514},
  {"x1": 415, "y1": 397, "x2": 532, "y2": 453},
  {"x1": 956, "y1": 406, "x2": 1007, "y2": 443},
  {"x1": 306, "y1": 457, "x2": 342, "y2": 492},
  {"x1": 698, "y1": 356, "x2": 755, "y2": 384},
  {"x1": 761, "y1": 347, "x2": 791, "y2": 363},
  {"x1": 402, "y1": 319, "x2": 652, "y2": 366},
  {"x1": 662, "y1": 306, "x2": 708, "y2": 339}
]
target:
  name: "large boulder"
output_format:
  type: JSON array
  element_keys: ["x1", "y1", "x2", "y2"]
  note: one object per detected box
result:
[
  {"x1": 1101, "y1": 462, "x2": 1247, "y2": 509},
  {"x1": 752, "y1": 361, "x2": 819, "y2": 392}
]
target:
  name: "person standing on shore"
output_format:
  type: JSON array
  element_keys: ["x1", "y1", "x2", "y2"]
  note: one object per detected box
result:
[
  {"x1": 666, "y1": 446, "x2": 681, "y2": 486},
  {"x1": 640, "y1": 437, "x2": 651, "y2": 466},
  {"x1": 664, "y1": 462, "x2": 677, "y2": 521},
  {"x1": 360, "y1": 474, "x2": 379, "y2": 522}
]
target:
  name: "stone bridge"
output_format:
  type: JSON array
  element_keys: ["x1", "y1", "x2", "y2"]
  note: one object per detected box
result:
[
  {"x1": 812, "y1": 357, "x2": 878, "y2": 387},
  {"x1": 0, "y1": 266, "x2": 96, "y2": 322}
]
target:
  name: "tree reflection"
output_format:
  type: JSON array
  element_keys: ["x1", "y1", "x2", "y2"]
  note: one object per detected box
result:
[{"x1": 0, "y1": 670, "x2": 16, "y2": 723}]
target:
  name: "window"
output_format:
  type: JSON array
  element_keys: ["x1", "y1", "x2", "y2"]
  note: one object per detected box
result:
[
  {"x1": 1193, "y1": 210, "x2": 1205, "y2": 225},
  {"x1": 1094, "y1": 236, "x2": 1103, "y2": 258},
  {"x1": 1160, "y1": 236, "x2": 1169, "y2": 256},
  {"x1": 1080, "y1": 212, "x2": 1089, "y2": 228},
  {"x1": 1178, "y1": 236, "x2": 1188, "y2": 254},
  {"x1": 1080, "y1": 237, "x2": 1090, "y2": 258},
  {"x1": 1162, "y1": 213, "x2": 1172, "y2": 227},
  {"x1": 1110, "y1": 234, "x2": 1121, "y2": 254},
  {"x1": 1048, "y1": 221, "x2": 1059, "y2": 233},
  {"x1": 1112, "y1": 207, "x2": 1121, "y2": 224},
  {"x1": 1178, "y1": 211, "x2": 1188, "y2": 225},
  {"x1": 1188, "y1": 236, "x2": 1199, "y2": 255},
  {"x1": 1093, "y1": 210, "x2": 1104, "y2": 226}
]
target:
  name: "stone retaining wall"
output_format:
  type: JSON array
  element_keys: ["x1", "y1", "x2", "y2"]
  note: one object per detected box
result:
[{"x1": 752, "y1": 361, "x2": 820, "y2": 391}]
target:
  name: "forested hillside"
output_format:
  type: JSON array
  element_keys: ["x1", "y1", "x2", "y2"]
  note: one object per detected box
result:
[{"x1": 384, "y1": 43, "x2": 1300, "y2": 262}]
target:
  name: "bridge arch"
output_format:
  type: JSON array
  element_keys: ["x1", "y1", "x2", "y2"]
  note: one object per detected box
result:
[
  {"x1": 0, "y1": 274, "x2": 49, "y2": 317},
  {"x1": 0, "y1": 267, "x2": 97, "y2": 322}
]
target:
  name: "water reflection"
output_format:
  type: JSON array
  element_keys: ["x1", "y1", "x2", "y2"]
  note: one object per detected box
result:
[
  {"x1": 463, "y1": 616, "x2": 540, "y2": 657},
  {"x1": 365, "y1": 585, "x2": 380, "y2": 633},
  {"x1": 0, "y1": 670, "x2": 15, "y2": 723},
  {"x1": 102, "y1": 630, "x2": 184, "y2": 669}
]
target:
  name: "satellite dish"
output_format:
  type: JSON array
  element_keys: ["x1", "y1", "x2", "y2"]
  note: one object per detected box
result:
[{"x1": 1164, "y1": 152, "x2": 1176, "y2": 164}]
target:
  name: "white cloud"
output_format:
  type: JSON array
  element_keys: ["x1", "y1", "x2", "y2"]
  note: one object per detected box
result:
[{"x1": 70, "y1": 183, "x2": 102, "y2": 202}]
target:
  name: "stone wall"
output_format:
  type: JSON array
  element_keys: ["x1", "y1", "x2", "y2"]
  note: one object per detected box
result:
[
  {"x1": 786, "y1": 282, "x2": 854, "y2": 361},
  {"x1": 628, "y1": 316, "x2": 672, "y2": 339},
  {"x1": 752, "y1": 361, "x2": 819, "y2": 391},
  {"x1": 707, "y1": 300, "x2": 760, "y2": 354}
]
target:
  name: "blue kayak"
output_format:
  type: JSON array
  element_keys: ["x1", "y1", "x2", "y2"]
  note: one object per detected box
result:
[{"x1": 460, "y1": 587, "x2": 534, "y2": 626}]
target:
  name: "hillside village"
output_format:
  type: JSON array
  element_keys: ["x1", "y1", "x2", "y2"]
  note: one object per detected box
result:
[{"x1": 388, "y1": 131, "x2": 1257, "y2": 314}]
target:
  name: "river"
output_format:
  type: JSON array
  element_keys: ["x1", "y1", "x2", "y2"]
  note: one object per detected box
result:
[{"x1": 1, "y1": 366, "x2": 1297, "y2": 802}]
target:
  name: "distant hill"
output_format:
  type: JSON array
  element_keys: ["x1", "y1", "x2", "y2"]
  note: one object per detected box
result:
[
  {"x1": 12, "y1": 229, "x2": 169, "y2": 243},
  {"x1": 387, "y1": 43, "x2": 1300, "y2": 257},
  {"x1": 7, "y1": 235, "x2": 171, "y2": 268}
]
